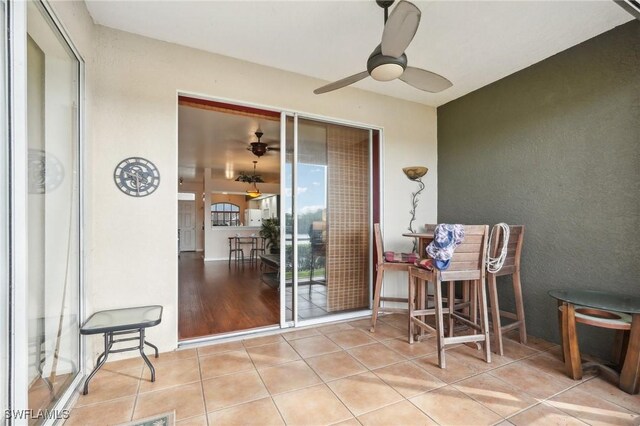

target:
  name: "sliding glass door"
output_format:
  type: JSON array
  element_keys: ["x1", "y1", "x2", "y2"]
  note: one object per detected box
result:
[
  {"x1": 283, "y1": 114, "x2": 374, "y2": 324},
  {"x1": 26, "y1": 0, "x2": 81, "y2": 417}
]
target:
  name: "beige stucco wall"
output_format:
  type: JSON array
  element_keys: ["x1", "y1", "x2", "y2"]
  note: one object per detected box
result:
[{"x1": 51, "y1": 1, "x2": 438, "y2": 355}]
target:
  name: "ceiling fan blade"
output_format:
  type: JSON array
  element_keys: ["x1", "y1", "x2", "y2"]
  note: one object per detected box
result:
[
  {"x1": 399, "y1": 66, "x2": 452, "y2": 93},
  {"x1": 381, "y1": 1, "x2": 421, "y2": 58},
  {"x1": 313, "y1": 71, "x2": 369, "y2": 94}
]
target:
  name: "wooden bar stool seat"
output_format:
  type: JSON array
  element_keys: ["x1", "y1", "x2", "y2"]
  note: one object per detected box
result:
[{"x1": 409, "y1": 225, "x2": 491, "y2": 368}]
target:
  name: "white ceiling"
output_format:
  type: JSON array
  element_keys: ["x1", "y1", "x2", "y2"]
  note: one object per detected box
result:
[{"x1": 86, "y1": 1, "x2": 632, "y2": 107}]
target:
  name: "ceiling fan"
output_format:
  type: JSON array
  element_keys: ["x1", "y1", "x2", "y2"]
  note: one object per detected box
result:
[
  {"x1": 314, "y1": 0, "x2": 452, "y2": 95},
  {"x1": 247, "y1": 129, "x2": 280, "y2": 158}
]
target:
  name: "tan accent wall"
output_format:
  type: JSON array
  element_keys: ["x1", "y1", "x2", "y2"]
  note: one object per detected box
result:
[{"x1": 326, "y1": 125, "x2": 370, "y2": 312}]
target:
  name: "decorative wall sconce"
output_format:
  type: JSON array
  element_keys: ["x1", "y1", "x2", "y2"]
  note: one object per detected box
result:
[{"x1": 403, "y1": 166, "x2": 428, "y2": 253}]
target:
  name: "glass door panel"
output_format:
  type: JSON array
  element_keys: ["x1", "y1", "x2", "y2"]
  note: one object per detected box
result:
[
  {"x1": 1, "y1": 0, "x2": 8, "y2": 414},
  {"x1": 284, "y1": 116, "x2": 294, "y2": 322},
  {"x1": 26, "y1": 1, "x2": 80, "y2": 417}
]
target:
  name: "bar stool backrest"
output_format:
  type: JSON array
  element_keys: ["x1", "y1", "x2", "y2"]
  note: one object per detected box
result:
[
  {"x1": 489, "y1": 225, "x2": 524, "y2": 277},
  {"x1": 439, "y1": 225, "x2": 489, "y2": 282}
]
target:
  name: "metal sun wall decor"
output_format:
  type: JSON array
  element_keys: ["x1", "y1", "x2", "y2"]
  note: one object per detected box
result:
[{"x1": 403, "y1": 166, "x2": 428, "y2": 253}]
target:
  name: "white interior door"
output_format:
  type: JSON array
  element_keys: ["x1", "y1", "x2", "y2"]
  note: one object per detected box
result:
[{"x1": 178, "y1": 200, "x2": 196, "y2": 251}]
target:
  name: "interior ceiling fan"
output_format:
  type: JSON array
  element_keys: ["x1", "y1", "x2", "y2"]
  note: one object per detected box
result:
[
  {"x1": 314, "y1": 0, "x2": 452, "y2": 95},
  {"x1": 247, "y1": 129, "x2": 280, "y2": 158}
]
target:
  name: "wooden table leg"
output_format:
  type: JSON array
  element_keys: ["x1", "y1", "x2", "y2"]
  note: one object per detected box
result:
[
  {"x1": 561, "y1": 302, "x2": 582, "y2": 380},
  {"x1": 620, "y1": 314, "x2": 640, "y2": 394}
]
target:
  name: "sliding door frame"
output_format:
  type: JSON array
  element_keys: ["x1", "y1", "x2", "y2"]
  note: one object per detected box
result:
[{"x1": 7, "y1": 0, "x2": 86, "y2": 422}]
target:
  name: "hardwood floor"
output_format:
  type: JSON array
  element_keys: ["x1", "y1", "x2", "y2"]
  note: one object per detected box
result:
[{"x1": 178, "y1": 252, "x2": 280, "y2": 339}]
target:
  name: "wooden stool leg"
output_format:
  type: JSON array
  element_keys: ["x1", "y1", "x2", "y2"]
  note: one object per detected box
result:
[
  {"x1": 370, "y1": 268, "x2": 384, "y2": 332},
  {"x1": 447, "y1": 282, "x2": 455, "y2": 337},
  {"x1": 470, "y1": 281, "x2": 478, "y2": 335},
  {"x1": 561, "y1": 302, "x2": 583, "y2": 380},
  {"x1": 477, "y1": 279, "x2": 491, "y2": 363},
  {"x1": 409, "y1": 272, "x2": 416, "y2": 344},
  {"x1": 434, "y1": 277, "x2": 446, "y2": 368},
  {"x1": 462, "y1": 282, "x2": 470, "y2": 317},
  {"x1": 513, "y1": 270, "x2": 527, "y2": 344},
  {"x1": 487, "y1": 273, "x2": 503, "y2": 356},
  {"x1": 620, "y1": 314, "x2": 640, "y2": 394}
]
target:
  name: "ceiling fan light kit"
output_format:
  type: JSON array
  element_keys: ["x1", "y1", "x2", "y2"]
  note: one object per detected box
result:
[{"x1": 313, "y1": 0, "x2": 452, "y2": 95}]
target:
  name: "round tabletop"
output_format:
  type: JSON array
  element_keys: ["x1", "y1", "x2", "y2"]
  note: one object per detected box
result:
[{"x1": 548, "y1": 289, "x2": 640, "y2": 314}]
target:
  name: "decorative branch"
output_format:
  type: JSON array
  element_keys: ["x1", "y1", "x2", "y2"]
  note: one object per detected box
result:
[{"x1": 407, "y1": 177, "x2": 425, "y2": 253}]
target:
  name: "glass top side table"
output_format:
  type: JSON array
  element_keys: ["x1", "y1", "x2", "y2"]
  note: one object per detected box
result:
[
  {"x1": 549, "y1": 289, "x2": 639, "y2": 395},
  {"x1": 80, "y1": 305, "x2": 163, "y2": 394}
]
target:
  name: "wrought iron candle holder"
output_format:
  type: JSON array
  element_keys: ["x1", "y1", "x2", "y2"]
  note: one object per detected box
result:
[{"x1": 403, "y1": 166, "x2": 428, "y2": 253}]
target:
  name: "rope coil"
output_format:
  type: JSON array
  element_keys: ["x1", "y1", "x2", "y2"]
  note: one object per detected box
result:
[{"x1": 486, "y1": 223, "x2": 510, "y2": 273}]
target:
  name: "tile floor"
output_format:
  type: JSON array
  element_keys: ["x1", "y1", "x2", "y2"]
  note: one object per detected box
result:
[{"x1": 65, "y1": 315, "x2": 640, "y2": 426}]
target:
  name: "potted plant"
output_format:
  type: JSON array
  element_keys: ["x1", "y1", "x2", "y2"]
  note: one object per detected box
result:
[{"x1": 260, "y1": 217, "x2": 280, "y2": 254}]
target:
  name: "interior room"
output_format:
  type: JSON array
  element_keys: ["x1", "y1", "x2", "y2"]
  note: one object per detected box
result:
[{"x1": 2, "y1": 0, "x2": 639, "y2": 425}]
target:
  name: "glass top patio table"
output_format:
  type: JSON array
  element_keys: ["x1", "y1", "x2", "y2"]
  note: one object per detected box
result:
[
  {"x1": 80, "y1": 305, "x2": 163, "y2": 334},
  {"x1": 548, "y1": 289, "x2": 640, "y2": 314}
]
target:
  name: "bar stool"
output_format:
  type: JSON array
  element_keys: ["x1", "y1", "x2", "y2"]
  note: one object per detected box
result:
[
  {"x1": 250, "y1": 236, "x2": 266, "y2": 265},
  {"x1": 409, "y1": 225, "x2": 491, "y2": 368},
  {"x1": 228, "y1": 236, "x2": 244, "y2": 267},
  {"x1": 486, "y1": 225, "x2": 527, "y2": 355},
  {"x1": 236, "y1": 237, "x2": 256, "y2": 263},
  {"x1": 370, "y1": 223, "x2": 413, "y2": 334}
]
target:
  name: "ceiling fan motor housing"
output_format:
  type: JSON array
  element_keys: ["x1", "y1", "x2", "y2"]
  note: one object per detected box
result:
[
  {"x1": 249, "y1": 142, "x2": 268, "y2": 157},
  {"x1": 367, "y1": 45, "x2": 407, "y2": 81}
]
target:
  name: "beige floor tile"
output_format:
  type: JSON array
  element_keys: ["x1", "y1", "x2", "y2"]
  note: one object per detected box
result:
[
  {"x1": 315, "y1": 323, "x2": 355, "y2": 334},
  {"x1": 207, "y1": 397, "x2": 284, "y2": 426},
  {"x1": 197, "y1": 340, "x2": 245, "y2": 357},
  {"x1": 202, "y1": 370, "x2": 269, "y2": 411},
  {"x1": 447, "y1": 344, "x2": 502, "y2": 371},
  {"x1": 243, "y1": 334, "x2": 286, "y2": 348},
  {"x1": 573, "y1": 377, "x2": 640, "y2": 414},
  {"x1": 548, "y1": 385, "x2": 639, "y2": 426},
  {"x1": 327, "y1": 372, "x2": 403, "y2": 416},
  {"x1": 508, "y1": 402, "x2": 587, "y2": 426},
  {"x1": 499, "y1": 338, "x2": 540, "y2": 361},
  {"x1": 373, "y1": 361, "x2": 446, "y2": 398},
  {"x1": 258, "y1": 360, "x2": 322, "y2": 394},
  {"x1": 66, "y1": 396, "x2": 135, "y2": 426},
  {"x1": 75, "y1": 368, "x2": 141, "y2": 407},
  {"x1": 379, "y1": 314, "x2": 410, "y2": 330},
  {"x1": 504, "y1": 330, "x2": 558, "y2": 352},
  {"x1": 155, "y1": 348, "x2": 197, "y2": 364},
  {"x1": 358, "y1": 400, "x2": 437, "y2": 426},
  {"x1": 382, "y1": 337, "x2": 438, "y2": 359},
  {"x1": 176, "y1": 415, "x2": 208, "y2": 426},
  {"x1": 488, "y1": 362, "x2": 571, "y2": 400},
  {"x1": 410, "y1": 385, "x2": 502, "y2": 426},
  {"x1": 100, "y1": 357, "x2": 144, "y2": 374},
  {"x1": 348, "y1": 343, "x2": 406, "y2": 370},
  {"x1": 331, "y1": 418, "x2": 360, "y2": 426},
  {"x1": 326, "y1": 329, "x2": 377, "y2": 349},
  {"x1": 199, "y1": 349, "x2": 254, "y2": 379},
  {"x1": 288, "y1": 335, "x2": 342, "y2": 358},
  {"x1": 245, "y1": 342, "x2": 301, "y2": 368},
  {"x1": 133, "y1": 382, "x2": 205, "y2": 421},
  {"x1": 454, "y1": 373, "x2": 538, "y2": 417},
  {"x1": 138, "y1": 357, "x2": 201, "y2": 393},
  {"x1": 272, "y1": 384, "x2": 353, "y2": 426},
  {"x1": 522, "y1": 352, "x2": 594, "y2": 387},
  {"x1": 355, "y1": 322, "x2": 406, "y2": 341},
  {"x1": 305, "y1": 351, "x2": 368, "y2": 382},
  {"x1": 413, "y1": 352, "x2": 482, "y2": 384},
  {"x1": 282, "y1": 327, "x2": 322, "y2": 341}
]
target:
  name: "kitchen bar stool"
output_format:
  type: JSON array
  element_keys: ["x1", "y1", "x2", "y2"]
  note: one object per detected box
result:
[
  {"x1": 486, "y1": 225, "x2": 527, "y2": 355},
  {"x1": 409, "y1": 225, "x2": 491, "y2": 368},
  {"x1": 228, "y1": 237, "x2": 244, "y2": 266}
]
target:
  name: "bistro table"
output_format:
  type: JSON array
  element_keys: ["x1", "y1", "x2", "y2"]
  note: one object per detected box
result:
[
  {"x1": 402, "y1": 232, "x2": 434, "y2": 256},
  {"x1": 549, "y1": 289, "x2": 640, "y2": 394},
  {"x1": 80, "y1": 305, "x2": 163, "y2": 394}
]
